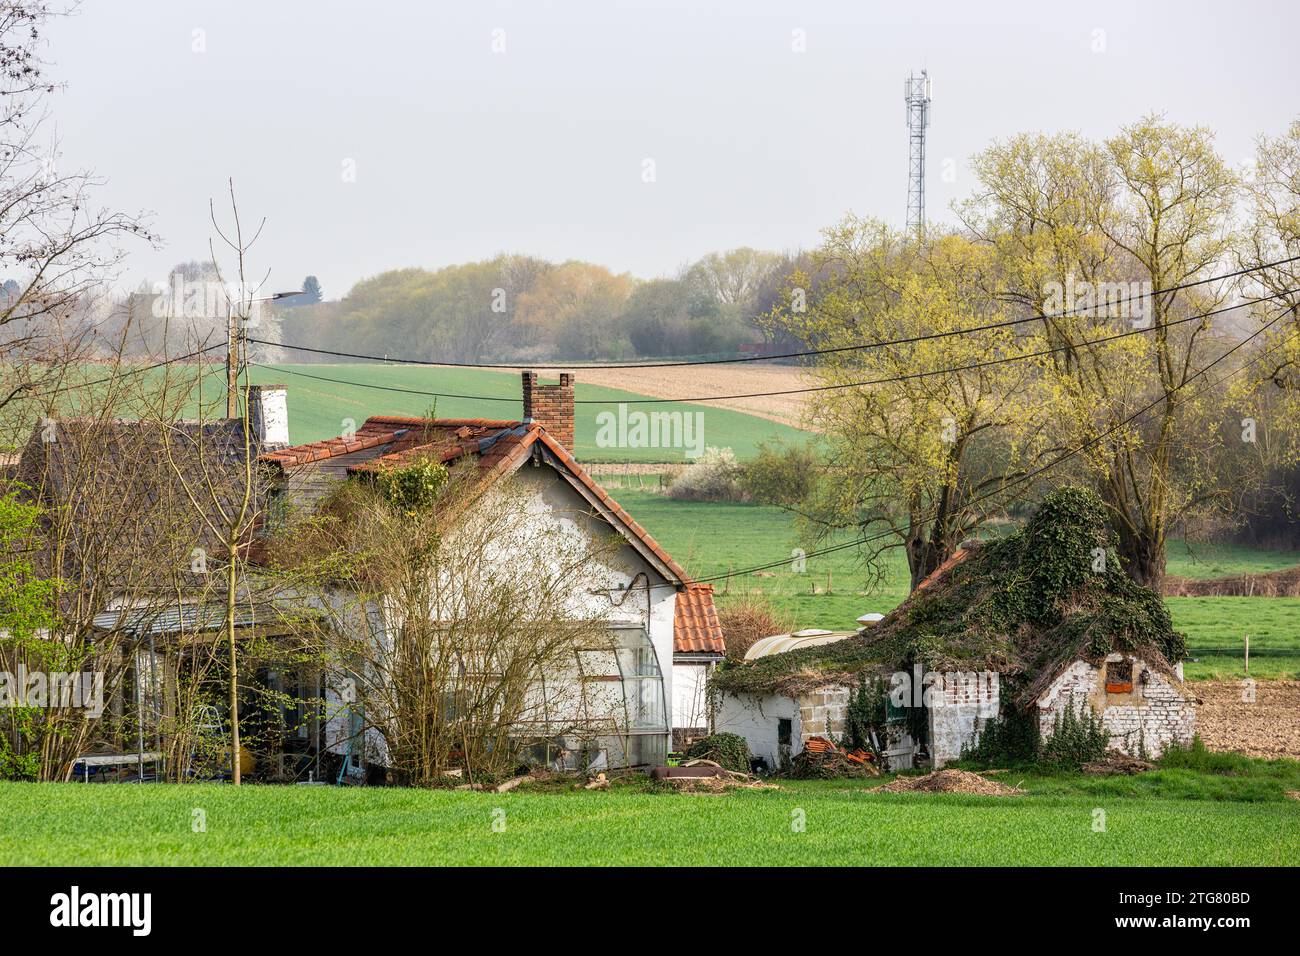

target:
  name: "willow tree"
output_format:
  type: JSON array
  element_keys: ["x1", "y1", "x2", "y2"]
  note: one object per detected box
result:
[
  {"x1": 772, "y1": 219, "x2": 1049, "y2": 589},
  {"x1": 1244, "y1": 119, "x2": 1300, "y2": 390},
  {"x1": 960, "y1": 117, "x2": 1248, "y2": 586}
]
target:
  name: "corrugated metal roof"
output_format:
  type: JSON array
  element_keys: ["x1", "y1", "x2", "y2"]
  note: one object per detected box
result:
[
  {"x1": 91, "y1": 602, "x2": 282, "y2": 636},
  {"x1": 744, "y1": 629, "x2": 856, "y2": 661}
]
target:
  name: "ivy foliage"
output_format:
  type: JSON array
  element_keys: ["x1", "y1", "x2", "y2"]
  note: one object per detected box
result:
[
  {"x1": 711, "y1": 487, "x2": 1186, "y2": 705},
  {"x1": 841, "y1": 677, "x2": 887, "y2": 752},
  {"x1": 961, "y1": 696, "x2": 1109, "y2": 771},
  {"x1": 373, "y1": 459, "x2": 450, "y2": 515},
  {"x1": 682, "y1": 732, "x2": 752, "y2": 773}
]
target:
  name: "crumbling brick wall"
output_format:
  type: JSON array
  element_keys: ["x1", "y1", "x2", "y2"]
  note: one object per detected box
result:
[
  {"x1": 797, "y1": 686, "x2": 850, "y2": 743},
  {"x1": 928, "y1": 671, "x2": 1000, "y2": 767},
  {"x1": 1036, "y1": 655, "x2": 1195, "y2": 757}
]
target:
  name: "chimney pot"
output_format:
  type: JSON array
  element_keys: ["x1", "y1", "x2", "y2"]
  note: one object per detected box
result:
[{"x1": 249, "y1": 384, "x2": 290, "y2": 449}]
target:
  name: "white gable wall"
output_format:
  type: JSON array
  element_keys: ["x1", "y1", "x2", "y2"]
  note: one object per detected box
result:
[{"x1": 322, "y1": 462, "x2": 677, "y2": 772}]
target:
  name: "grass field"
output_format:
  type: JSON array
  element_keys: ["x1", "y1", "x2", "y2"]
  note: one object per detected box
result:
[
  {"x1": 603, "y1": 490, "x2": 1300, "y2": 681},
  {"x1": 236, "y1": 364, "x2": 809, "y2": 462},
  {"x1": 2, "y1": 762, "x2": 1296, "y2": 866}
]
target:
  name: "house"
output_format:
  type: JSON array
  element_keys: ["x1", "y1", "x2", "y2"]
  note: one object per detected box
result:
[
  {"x1": 255, "y1": 371, "x2": 723, "y2": 775},
  {"x1": 12, "y1": 414, "x2": 291, "y2": 780},
  {"x1": 712, "y1": 488, "x2": 1196, "y2": 770},
  {"x1": 13, "y1": 373, "x2": 723, "y2": 780}
]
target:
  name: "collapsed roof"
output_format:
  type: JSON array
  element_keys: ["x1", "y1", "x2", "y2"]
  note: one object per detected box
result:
[{"x1": 711, "y1": 487, "x2": 1187, "y2": 707}]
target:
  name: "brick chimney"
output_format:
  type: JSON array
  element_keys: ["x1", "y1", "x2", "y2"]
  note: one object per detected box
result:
[{"x1": 521, "y1": 371, "x2": 574, "y2": 450}]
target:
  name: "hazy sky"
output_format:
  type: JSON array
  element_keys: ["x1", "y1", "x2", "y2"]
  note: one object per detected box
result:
[{"x1": 45, "y1": 0, "x2": 1300, "y2": 300}]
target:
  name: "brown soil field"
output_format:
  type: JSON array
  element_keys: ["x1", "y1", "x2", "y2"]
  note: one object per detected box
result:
[
  {"x1": 579, "y1": 364, "x2": 811, "y2": 429},
  {"x1": 1163, "y1": 565, "x2": 1300, "y2": 596},
  {"x1": 530, "y1": 362, "x2": 815, "y2": 428},
  {"x1": 1195, "y1": 679, "x2": 1300, "y2": 759}
]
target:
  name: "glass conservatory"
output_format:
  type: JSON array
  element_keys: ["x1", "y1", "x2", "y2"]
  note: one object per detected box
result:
[{"x1": 526, "y1": 625, "x2": 669, "y2": 770}]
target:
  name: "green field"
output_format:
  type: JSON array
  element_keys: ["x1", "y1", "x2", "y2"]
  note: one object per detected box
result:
[
  {"x1": 237, "y1": 364, "x2": 808, "y2": 462},
  {"x1": 1, "y1": 766, "x2": 1296, "y2": 866},
  {"x1": 603, "y1": 490, "x2": 1300, "y2": 681}
]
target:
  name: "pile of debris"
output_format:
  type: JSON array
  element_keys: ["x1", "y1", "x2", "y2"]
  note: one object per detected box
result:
[
  {"x1": 1082, "y1": 751, "x2": 1154, "y2": 776},
  {"x1": 651, "y1": 759, "x2": 780, "y2": 792},
  {"x1": 873, "y1": 769, "x2": 1022, "y2": 796},
  {"x1": 791, "y1": 736, "x2": 881, "y2": 779}
]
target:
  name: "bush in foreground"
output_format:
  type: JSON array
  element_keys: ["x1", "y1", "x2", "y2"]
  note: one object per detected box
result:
[{"x1": 682, "y1": 733, "x2": 752, "y2": 773}]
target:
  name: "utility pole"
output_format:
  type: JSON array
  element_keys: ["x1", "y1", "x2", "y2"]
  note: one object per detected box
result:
[
  {"x1": 905, "y1": 69, "x2": 932, "y2": 238},
  {"x1": 225, "y1": 291, "x2": 302, "y2": 419},
  {"x1": 226, "y1": 303, "x2": 239, "y2": 418}
]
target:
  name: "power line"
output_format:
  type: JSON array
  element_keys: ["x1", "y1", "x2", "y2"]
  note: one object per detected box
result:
[
  {"x1": 657, "y1": 303, "x2": 1299, "y2": 589},
  {"x1": 250, "y1": 288, "x2": 1299, "y2": 407},
  {"x1": 255, "y1": 253, "x2": 1300, "y2": 371}
]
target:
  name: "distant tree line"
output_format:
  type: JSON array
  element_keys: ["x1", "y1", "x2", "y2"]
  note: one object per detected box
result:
[{"x1": 278, "y1": 248, "x2": 812, "y2": 364}]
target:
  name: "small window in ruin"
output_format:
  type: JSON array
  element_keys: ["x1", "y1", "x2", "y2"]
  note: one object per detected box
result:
[
  {"x1": 1105, "y1": 660, "x2": 1133, "y2": 693},
  {"x1": 778, "y1": 718, "x2": 792, "y2": 747}
]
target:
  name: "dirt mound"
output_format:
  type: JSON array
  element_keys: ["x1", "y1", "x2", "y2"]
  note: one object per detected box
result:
[{"x1": 873, "y1": 769, "x2": 1022, "y2": 796}]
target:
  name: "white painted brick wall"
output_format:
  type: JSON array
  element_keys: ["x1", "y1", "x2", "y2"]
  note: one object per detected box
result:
[{"x1": 1036, "y1": 655, "x2": 1194, "y2": 757}]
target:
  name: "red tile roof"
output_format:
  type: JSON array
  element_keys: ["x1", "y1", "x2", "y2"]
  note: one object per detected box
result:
[
  {"x1": 674, "y1": 582, "x2": 725, "y2": 655},
  {"x1": 259, "y1": 421, "x2": 407, "y2": 468},
  {"x1": 262, "y1": 413, "x2": 712, "y2": 621}
]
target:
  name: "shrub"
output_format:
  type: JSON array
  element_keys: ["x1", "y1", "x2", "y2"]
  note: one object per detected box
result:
[
  {"x1": 717, "y1": 594, "x2": 794, "y2": 662},
  {"x1": 738, "y1": 440, "x2": 817, "y2": 507},
  {"x1": 1039, "y1": 696, "x2": 1109, "y2": 770},
  {"x1": 841, "y1": 677, "x2": 887, "y2": 753},
  {"x1": 682, "y1": 732, "x2": 752, "y2": 773},
  {"x1": 667, "y1": 447, "x2": 743, "y2": 502},
  {"x1": 961, "y1": 709, "x2": 1040, "y2": 768},
  {"x1": 962, "y1": 697, "x2": 1107, "y2": 771}
]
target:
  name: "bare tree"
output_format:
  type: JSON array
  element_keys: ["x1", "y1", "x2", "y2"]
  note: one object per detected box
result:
[
  {"x1": 153, "y1": 182, "x2": 271, "y2": 785},
  {"x1": 274, "y1": 461, "x2": 627, "y2": 786},
  {"x1": 0, "y1": 1, "x2": 151, "y2": 409},
  {"x1": 3, "y1": 355, "x2": 234, "y2": 781}
]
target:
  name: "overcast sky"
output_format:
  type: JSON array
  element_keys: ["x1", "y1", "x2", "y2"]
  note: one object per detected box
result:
[{"x1": 46, "y1": 0, "x2": 1300, "y2": 300}]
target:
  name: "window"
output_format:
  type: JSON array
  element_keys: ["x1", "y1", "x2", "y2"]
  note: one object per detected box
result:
[
  {"x1": 778, "y1": 718, "x2": 792, "y2": 747},
  {"x1": 1105, "y1": 660, "x2": 1133, "y2": 693}
]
